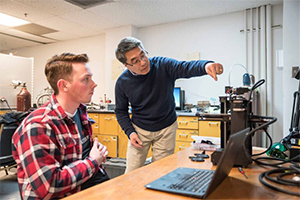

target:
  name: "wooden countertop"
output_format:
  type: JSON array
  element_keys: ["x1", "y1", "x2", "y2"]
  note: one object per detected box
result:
[{"x1": 63, "y1": 147, "x2": 299, "y2": 200}]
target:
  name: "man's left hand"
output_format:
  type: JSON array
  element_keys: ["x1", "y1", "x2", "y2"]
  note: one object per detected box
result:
[{"x1": 205, "y1": 63, "x2": 223, "y2": 81}]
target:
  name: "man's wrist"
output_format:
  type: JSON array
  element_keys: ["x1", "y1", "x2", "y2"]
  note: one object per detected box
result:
[{"x1": 129, "y1": 132, "x2": 136, "y2": 138}]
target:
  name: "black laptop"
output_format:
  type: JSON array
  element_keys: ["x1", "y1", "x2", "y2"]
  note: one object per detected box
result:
[{"x1": 145, "y1": 128, "x2": 251, "y2": 199}]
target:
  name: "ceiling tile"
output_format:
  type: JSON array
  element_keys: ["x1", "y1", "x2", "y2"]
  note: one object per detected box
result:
[
  {"x1": 43, "y1": 31, "x2": 79, "y2": 41},
  {"x1": 36, "y1": 16, "x2": 101, "y2": 37},
  {"x1": 60, "y1": 9, "x2": 119, "y2": 31},
  {"x1": 0, "y1": 0, "x2": 54, "y2": 23},
  {"x1": 1, "y1": 28, "x2": 56, "y2": 43},
  {"x1": 0, "y1": 33, "x2": 43, "y2": 52},
  {"x1": 12, "y1": 0, "x2": 82, "y2": 15},
  {"x1": 0, "y1": 0, "x2": 283, "y2": 52},
  {"x1": 14, "y1": 23, "x2": 57, "y2": 36}
]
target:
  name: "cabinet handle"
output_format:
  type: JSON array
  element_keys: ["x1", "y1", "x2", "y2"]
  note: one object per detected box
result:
[
  {"x1": 179, "y1": 146, "x2": 187, "y2": 150},
  {"x1": 179, "y1": 133, "x2": 188, "y2": 137},
  {"x1": 103, "y1": 139, "x2": 110, "y2": 142},
  {"x1": 104, "y1": 118, "x2": 111, "y2": 120},
  {"x1": 208, "y1": 122, "x2": 219, "y2": 125},
  {"x1": 179, "y1": 121, "x2": 188, "y2": 124}
]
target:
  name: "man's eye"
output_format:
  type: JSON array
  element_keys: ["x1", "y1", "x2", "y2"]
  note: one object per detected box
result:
[{"x1": 132, "y1": 60, "x2": 138, "y2": 64}]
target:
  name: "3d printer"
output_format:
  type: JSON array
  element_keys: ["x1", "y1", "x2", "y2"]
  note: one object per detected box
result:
[{"x1": 197, "y1": 71, "x2": 277, "y2": 167}]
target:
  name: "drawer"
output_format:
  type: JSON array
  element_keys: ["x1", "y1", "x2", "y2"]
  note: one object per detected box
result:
[
  {"x1": 118, "y1": 131, "x2": 152, "y2": 159},
  {"x1": 88, "y1": 113, "x2": 99, "y2": 123},
  {"x1": 99, "y1": 114, "x2": 119, "y2": 135},
  {"x1": 176, "y1": 129, "x2": 198, "y2": 142},
  {"x1": 97, "y1": 134, "x2": 118, "y2": 158},
  {"x1": 177, "y1": 116, "x2": 198, "y2": 130},
  {"x1": 175, "y1": 141, "x2": 191, "y2": 153},
  {"x1": 91, "y1": 123, "x2": 100, "y2": 135},
  {"x1": 199, "y1": 121, "x2": 221, "y2": 137}
]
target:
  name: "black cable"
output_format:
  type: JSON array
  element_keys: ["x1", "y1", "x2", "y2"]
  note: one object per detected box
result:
[
  {"x1": 277, "y1": 171, "x2": 300, "y2": 185},
  {"x1": 248, "y1": 79, "x2": 265, "y2": 102},
  {"x1": 5, "y1": 100, "x2": 12, "y2": 111},
  {"x1": 264, "y1": 168, "x2": 298, "y2": 186},
  {"x1": 251, "y1": 128, "x2": 273, "y2": 157},
  {"x1": 259, "y1": 168, "x2": 300, "y2": 196}
]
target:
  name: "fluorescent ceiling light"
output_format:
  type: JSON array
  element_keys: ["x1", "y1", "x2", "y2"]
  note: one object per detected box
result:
[{"x1": 0, "y1": 12, "x2": 30, "y2": 27}]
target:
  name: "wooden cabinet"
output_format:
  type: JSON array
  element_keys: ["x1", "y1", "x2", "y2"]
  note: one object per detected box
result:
[
  {"x1": 87, "y1": 112, "x2": 154, "y2": 159},
  {"x1": 0, "y1": 110, "x2": 9, "y2": 115},
  {"x1": 198, "y1": 121, "x2": 221, "y2": 138},
  {"x1": 175, "y1": 116, "x2": 199, "y2": 153},
  {"x1": 96, "y1": 134, "x2": 118, "y2": 158},
  {"x1": 175, "y1": 141, "x2": 191, "y2": 152},
  {"x1": 177, "y1": 116, "x2": 199, "y2": 129},
  {"x1": 88, "y1": 113, "x2": 100, "y2": 136},
  {"x1": 88, "y1": 112, "x2": 220, "y2": 157},
  {"x1": 99, "y1": 114, "x2": 118, "y2": 135},
  {"x1": 118, "y1": 130, "x2": 129, "y2": 158},
  {"x1": 176, "y1": 129, "x2": 198, "y2": 142}
]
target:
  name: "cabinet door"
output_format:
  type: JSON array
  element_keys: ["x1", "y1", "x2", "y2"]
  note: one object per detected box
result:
[
  {"x1": 176, "y1": 129, "x2": 198, "y2": 142},
  {"x1": 0, "y1": 110, "x2": 9, "y2": 115},
  {"x1": 175, "y1": 141, "x2": 191, "y2": 153},
  {"x1": 99, "y1": 114, "x2": 118, "y2": 135},
  {"x1": 97, "y1": 134, "x2": 118, "y2": 158},
  {"x1": 118, "y1": 130, "x2": 129, "y2": 158},
  {"x1": 118, "y1": 130, "x2": 152, "y2": 159},
  {"x1": 199, "y1": 121, "x2": 220, "y2": 137},
  {"x1": 88, "y1": 113, "x2": 100, "y2": 135},
  {"x1": 177, "y1": 116, "x2": 198, "y2": 130}
]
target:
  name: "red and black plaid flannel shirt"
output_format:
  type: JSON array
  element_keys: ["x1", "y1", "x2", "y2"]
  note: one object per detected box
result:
[{"x1": 12, "y1": 94, "x2": 99, "y2": 199}]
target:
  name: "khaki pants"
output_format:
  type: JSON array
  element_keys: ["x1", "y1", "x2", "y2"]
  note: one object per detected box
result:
[{"x1": 125, "y1": 121, "x2": 178, "y2": 173}]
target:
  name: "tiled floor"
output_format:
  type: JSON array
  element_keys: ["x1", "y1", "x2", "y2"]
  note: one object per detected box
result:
[{"x1": 0, "y1": 167, "x2": 20, "y2": 200}]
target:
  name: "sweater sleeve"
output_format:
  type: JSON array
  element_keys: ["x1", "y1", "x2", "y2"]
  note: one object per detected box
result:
[
  {"x1": 158, "y1": 57, "x2": 213, "y2": 80},
  {"x1": 115, "y1": 79, "x2": 136, "y2": 138}
]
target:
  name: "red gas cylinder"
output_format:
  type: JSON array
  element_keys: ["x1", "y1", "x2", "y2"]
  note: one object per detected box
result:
[{"x1": 17, "y1": 83, "x2": 31, "y2": 111}]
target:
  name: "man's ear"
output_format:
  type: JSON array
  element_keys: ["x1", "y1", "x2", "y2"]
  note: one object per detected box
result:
[{"x1": 57, "y1": 79, "x2": 69, "y2": 92}]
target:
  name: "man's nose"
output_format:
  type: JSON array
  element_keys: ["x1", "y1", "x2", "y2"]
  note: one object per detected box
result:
[
  {"x1": 140, "y1": 58, "x2": 146, "y2": 65},
  {"x1": 92, "y1": 80, "x2": 98, "y2": 88}
]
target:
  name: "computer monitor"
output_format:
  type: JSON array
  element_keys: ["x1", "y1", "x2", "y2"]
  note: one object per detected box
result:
[{"x1": 174, "y1": 87, "x2": 184, "y2": 110}]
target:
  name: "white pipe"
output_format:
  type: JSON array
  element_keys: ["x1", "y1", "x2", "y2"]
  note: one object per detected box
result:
[
  {"x1": 260, "y1": 5, "x2": 267, "y2": 147},
  {"x1": 249, "y1": 8, "x2": 253, "y2": 74},
  {"x1": 255, "y1": 7, "x2": 260, "y2": 81},
  {"x1": 266, "y1": 4, "x2": 273, "y2": 142},
  {"x1": 244, "y1": 9, "x2": 248, "y2": 72},
  {"x1": 228, "y1": 64, "x2": 249, "y2": 86}
]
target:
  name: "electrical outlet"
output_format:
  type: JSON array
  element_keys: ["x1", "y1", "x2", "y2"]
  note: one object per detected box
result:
[{"x1": 292, "y1": 66, "x2": 299, "y2": 78}]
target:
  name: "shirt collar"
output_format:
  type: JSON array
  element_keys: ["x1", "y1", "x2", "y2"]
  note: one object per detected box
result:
[{"x1": 49, "y1": 94, "x2": 87, "y2": 120}]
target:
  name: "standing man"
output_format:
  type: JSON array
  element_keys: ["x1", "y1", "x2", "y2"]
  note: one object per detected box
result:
[
  {"x1": 115, "y1": 37, "x2": 223, "y2": 173},
  {"x1": 12, "y1": 53, "x2": 110, "y2": 199}
]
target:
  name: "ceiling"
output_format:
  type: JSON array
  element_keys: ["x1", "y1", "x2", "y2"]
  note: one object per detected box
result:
[{"x1": 0, "y1": 0, "x2": 283, "y2": 53}]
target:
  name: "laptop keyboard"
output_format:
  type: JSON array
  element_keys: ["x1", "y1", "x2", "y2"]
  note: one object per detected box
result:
[{"x1": 167, "y1": 170, "x2": 214, "y2": 193}]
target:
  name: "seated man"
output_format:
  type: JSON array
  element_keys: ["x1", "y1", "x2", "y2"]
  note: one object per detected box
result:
[{"x1": 12, "y1": 53, "x2": 109, "y2": 199}]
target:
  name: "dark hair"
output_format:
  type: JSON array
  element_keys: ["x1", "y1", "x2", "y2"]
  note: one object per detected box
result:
[
  {"x1": 115, "y1": 37, "x2": 145, "y2": 64},
  {"x1": 44, "y1": 53, "x2": 89, "y2": 95}
]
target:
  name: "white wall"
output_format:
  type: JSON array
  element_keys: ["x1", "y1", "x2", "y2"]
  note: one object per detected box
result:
[
  {"x1": 138, "y1": 11, "x2": 245, "y2": 104},
  {"x1": 0, "y1": 54, "x2": 33, "y2": 108},
  {"x1": 4, "y1": 4, "x2": 288, "y2": 141},
  {"x1": 283, "y1": 0, "x2": 300, "y2": 137},
  {"x1": 272, "y1": 4, "x2": 284, "y2": 142},
  {"x1": 9, "y1": 35, "x2": 106, "y2": 104}
]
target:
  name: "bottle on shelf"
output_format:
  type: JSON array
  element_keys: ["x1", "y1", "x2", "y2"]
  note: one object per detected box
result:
[{"x1": 17, "y1": 83, "x2": 31, "y2": 111}]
